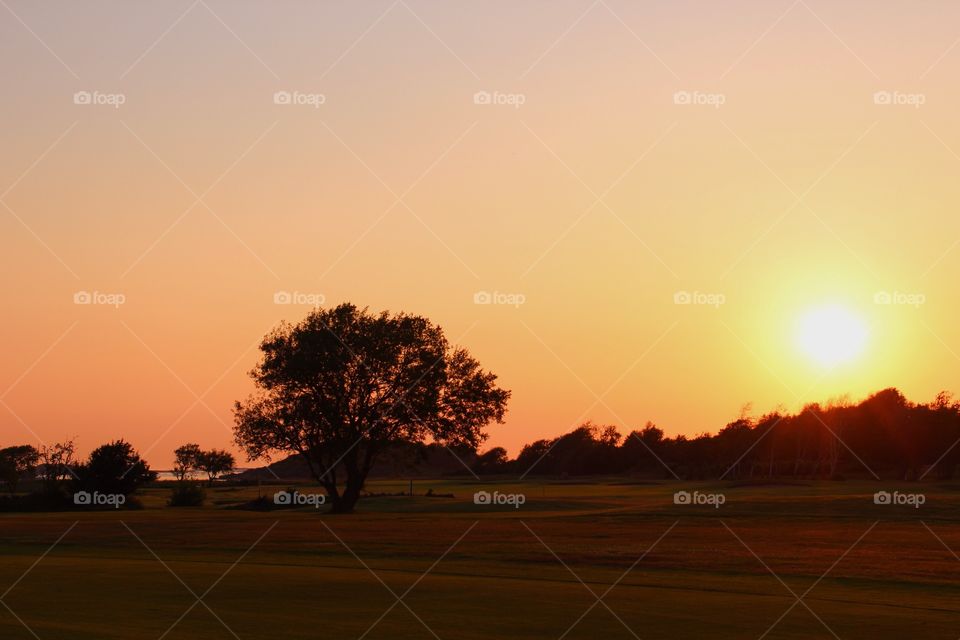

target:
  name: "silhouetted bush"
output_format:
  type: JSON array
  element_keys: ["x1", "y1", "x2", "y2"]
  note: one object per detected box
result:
[
  {"x1": 168, "y1": 482, "x2": 206, "y2": 507},
  {"x1": 72, "y1": 440, "x2": 157, "y2": 496}
]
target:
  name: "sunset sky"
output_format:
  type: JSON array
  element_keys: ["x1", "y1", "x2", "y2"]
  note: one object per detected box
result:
[{"x1": 3, "y1": 1, "x2": 960, "y2": 468}]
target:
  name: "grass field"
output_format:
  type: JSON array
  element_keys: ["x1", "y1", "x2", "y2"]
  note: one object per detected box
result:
[{"x1": 2, "y1": 480, "x2": 959, "y2": 639}]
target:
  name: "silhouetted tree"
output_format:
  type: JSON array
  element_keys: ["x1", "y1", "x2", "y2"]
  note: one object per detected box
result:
[
  {"x1": 172, "y1": 443, "x2": 202, "y2": 481},
  {"x1": 515, "y1": 439, "x2": 555, "y2": 475},
  {"x1": 37, "y1": 439, "x2": 76, "y2": 493},
  {"x1": 620, "y1": 422, "x2": 668, "y2": 474},
  {"x1": 73, "y1": 440, "x2": 156, "y2": 497},
  {"x1": 233, "y1": 304, "x2": 510, "y2": 513},
  {"x1": 473, "y1": 446, "x2": 509, "y2": 474},
  {"x1": 196, "y1": 449, "x2": 235, "y2": 486},
  {"x1": 0, "y1": 445, "x2": 39, "y2": 494}
]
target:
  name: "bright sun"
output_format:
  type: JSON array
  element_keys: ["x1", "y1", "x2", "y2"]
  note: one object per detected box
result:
[{"x1": 796, "y1": 305, "x2": 868, "y2": 368}]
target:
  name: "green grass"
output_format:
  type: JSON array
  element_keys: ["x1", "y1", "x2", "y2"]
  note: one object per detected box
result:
[{"x1": 2, "y1": 480, "x2": 958, "y2": 639}]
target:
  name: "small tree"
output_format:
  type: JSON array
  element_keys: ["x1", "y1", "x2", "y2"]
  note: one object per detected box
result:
[
  {"x1": 173, "y1": 443, "x2": 202, "y2": 481},
  {"x1": 196, "y1": 449, "x2": 235, "y2": 486},
  {"x1": 38, "y1": 440, "x2": 77, "y2": 493},
  {"x1": 234, "y1": 303, "x2": 510, "y2": 513},
  {"x1": 473, "y1": 447, "x2": 509, "y2": 474},
  {"x1": 74, "y1": 440, "x2": 156, "y2": 497},
  {"x1": 0, "y1": 445, "x2": 39, "y2": 494}
]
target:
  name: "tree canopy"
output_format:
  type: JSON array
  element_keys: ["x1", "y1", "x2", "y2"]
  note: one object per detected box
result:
[
  {"x1": 0, "y1": 445, "x2": 39, "y2": 494},
  {"x1": 234, "y1": 303, "x2": 510, "y2": 512},
  {"x1": 73, "y1": 440, "x2": 156, "y2": 497}
]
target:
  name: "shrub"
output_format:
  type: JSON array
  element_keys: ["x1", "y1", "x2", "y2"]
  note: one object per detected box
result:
[
  {"x1": 73, "y1": 440, "x2": 156, "y2": 496},
  {"x1": 168, "y1": 482, "x2": 205, "y2": 507}
]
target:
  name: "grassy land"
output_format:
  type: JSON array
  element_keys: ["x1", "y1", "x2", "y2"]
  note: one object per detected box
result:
[{"x1": 2, "y1": 479, "x2": 959, "y2": 639}]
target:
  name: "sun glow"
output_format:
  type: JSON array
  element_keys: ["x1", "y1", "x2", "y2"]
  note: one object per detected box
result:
[{"x1": 795, "y1": 305, "x2": 869, "y2": 368}]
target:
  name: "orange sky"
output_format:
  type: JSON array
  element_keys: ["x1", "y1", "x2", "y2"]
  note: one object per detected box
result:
[{"x1": 2, "y1": 1, "x2": 960, "y2": 468}]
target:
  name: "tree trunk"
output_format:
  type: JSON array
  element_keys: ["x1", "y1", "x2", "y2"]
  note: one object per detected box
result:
[{"x1": 329, "y1": 475, "x2": 362, "y2": 513}]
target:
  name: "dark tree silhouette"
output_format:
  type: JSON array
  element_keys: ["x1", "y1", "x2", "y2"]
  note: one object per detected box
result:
[
  {"x1": 0, "y1": 445, "x2": 39, "y2": 494},
  {"x1": 37, "y1": 439, "x2": 76, "y2": 493},
  {"x1": 172, "y1": 443, "x2": 202, "y2": 481},
  {"x1": 73, "y1": 440, "x2": 156, "y2": 497},
  {"x1": 233, "y1": 303, "x2": 510, "y2": 513},
  {"x1": 196, "y1": 449, "x2": 235, "y2": 486},
  {"x1": 473, "y1": 446, "x2": 509, "y2": 474}
]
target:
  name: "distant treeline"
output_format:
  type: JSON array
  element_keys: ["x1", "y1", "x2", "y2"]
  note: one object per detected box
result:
[
  {"x1": 240, "y1": 388, "x2": 960, "y2": 482},
  {"x1": 6, "y1": 388, "x2": 960, "y2": 495},
  {"x1": 502, "y1": 388, "x2": 960, "y2": 480}
]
